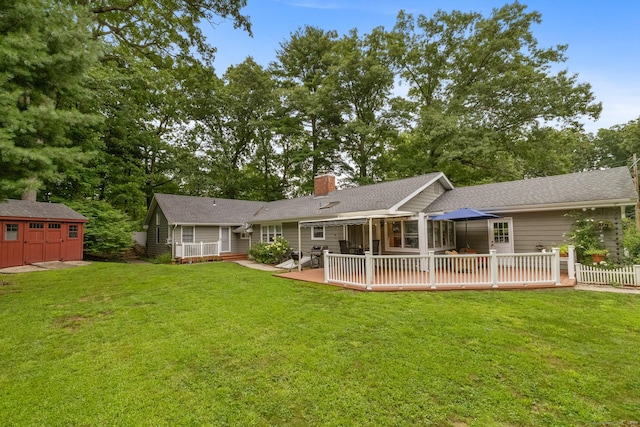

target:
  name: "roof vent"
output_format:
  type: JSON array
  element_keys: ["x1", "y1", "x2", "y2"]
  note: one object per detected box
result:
[{"x1": 320, "y1": 201, "x2": 340, "y2": 209}]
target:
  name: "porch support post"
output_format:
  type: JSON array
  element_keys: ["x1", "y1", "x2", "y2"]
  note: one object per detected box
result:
[
  {"x1": 297, "y1": 223, "x2": 302, "y2": 272},
  {"x1": 418, "y1": 212, "x2": 428, "y2": 271},
  {"x1": 368, "y1": 218, "x2": 373, "y2": 255},
  {"x1": 217, "y1": 240, "x2": 221, "y2": 256},
  {"x1": 490, "y1": 249, "x2": 498, "y2": 287},
  {"x1": 365, "y1": 251, "x2": 373, "y2": 290},
  {"x1": 567, "y1": 245, "x2": 576, "y2": 280},
  {"x1": 552, "y1": 247, "x2": 561, "y2": 285},
  {"x1": 200, "y1": 241, "x2": 204, "y2": 257},
  {"x1": 323, "y1": 250, "x2": 330, "y2": 283},
  {"x1": 428, "y1": 250, "x2": 436, "y2": 289}
]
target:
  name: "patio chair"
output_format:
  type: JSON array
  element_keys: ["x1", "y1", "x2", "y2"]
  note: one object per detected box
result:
[{"x1": 339, "y1": 240, "x2": 351, "y2": 254}]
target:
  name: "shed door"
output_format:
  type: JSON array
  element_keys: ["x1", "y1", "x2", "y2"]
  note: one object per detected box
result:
[
  {"x1": 1, "y1": 222, "x2": 24, "y2": 268},
  {"x1": 45, "y1": 223, "x2": 63, "y2": 261},
  {"x1": 24, "y1": 222, "x2": 46, "y2": 263}
]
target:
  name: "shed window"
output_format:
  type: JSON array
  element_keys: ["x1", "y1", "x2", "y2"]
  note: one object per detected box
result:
[
  {"x1": 5, "y1": 224, "x2": 18, "y2": 241},
  {"x1": 29, "y1": 223, "x2": 44, "y2": 229},
  {"x1": 48, "y1": 223, "x2": 61, "y2": 229},
  {"x1": 69, "y1": 225, "x2": 79, "y2": 239}
]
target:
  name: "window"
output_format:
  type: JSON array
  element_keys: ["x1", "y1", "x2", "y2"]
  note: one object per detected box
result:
[
  {"x1": 155, "y1": 227, "x2": 160, "y2": 244},
  {"x1": 29, "y1": 223, "x2": 44, "y2": 229},
  {"x1": 182, "y1": 226, "x2": 194, "y2": 243},
  {"x1": 386, "y1": 219, "x2": 419, "y2": 249},
  {"x1": 69, "y1": 225, "x2": 78, "y2": 239},
  {"x1": 261, "y1": 224, "x2": 282, "y2": 242},
  {"x1": 5, "y1": 224, "x2": 18, "y2": 241},
  {"x1": 240, "y1": 232, "x2": 250, "y2": 240},
  {"x1": 427, "y1": 220, "x2": 456, "y2": 250},
  {"x1": 311, "y1": 226, "x2": 325, "y2": 240},
  {"x1": 155, "y1": 213, "x2": 160, "y2": 225},
  {"x1": 48, "y1": 223, "x2": 61, "y2": 229}
]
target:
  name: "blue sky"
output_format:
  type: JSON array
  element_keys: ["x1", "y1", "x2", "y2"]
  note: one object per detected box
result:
[{"x1": 205, "y1": 0, "x2": 640, "y2": 133}]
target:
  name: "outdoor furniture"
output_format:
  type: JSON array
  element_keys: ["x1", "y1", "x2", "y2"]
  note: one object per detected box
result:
[
  {"x1": 310, "y1": 245, "x2": 327, "y2": 268},
  {"x1": 339, "y1": 240, "x2": 351, "y2": 254},
  {"x1": 372, "y1": 240, "x2": 380, "y2": 255}
]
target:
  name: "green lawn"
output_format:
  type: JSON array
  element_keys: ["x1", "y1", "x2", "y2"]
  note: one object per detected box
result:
[{"x1": 1, "y1": 262, "x2": 639, "y2": 426}]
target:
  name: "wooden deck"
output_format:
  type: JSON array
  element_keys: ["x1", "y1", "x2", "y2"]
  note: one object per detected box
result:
[{"x1": 275, "y1": 267, "x2": 576, "y2": 292}]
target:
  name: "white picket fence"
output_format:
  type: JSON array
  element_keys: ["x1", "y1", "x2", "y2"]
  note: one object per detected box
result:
[
  {"x1": 575, "y1": 263, "x2": 640, "y2": 286},
  {"x1": 323, "y1": 249, "x2": 564, "y2": 290}
]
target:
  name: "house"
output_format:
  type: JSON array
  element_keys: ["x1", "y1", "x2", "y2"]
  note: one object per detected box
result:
[
  {"x1": 143, "y1": 167, "x2": 638, "y2": 262},
  {"x1": 0, "y1": 200, "x2": 88, "y2": 268}
]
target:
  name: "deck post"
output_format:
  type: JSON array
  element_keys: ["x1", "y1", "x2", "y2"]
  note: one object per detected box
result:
[
  {"x1": 552, "y1": 247, "x2": 561, "y2": 285},
  {"x1": 365, "y1": 251, "x2": 373, "y2": 289},
  {"x1": 490, "y1": 249, "x2": 498, "y2": 287},
  {"x1": 323, "y1": 250, "x2": 330, "y2": 283},
  {"x1": 567, "y1": 245, "x2": 576, "y2": 280},
  {"x1": 217, "y1": 240, "x2": 222, "y2": 256},
  {"x1": 428, "y1": 251, "x2": 436, "y2": 288},
  {"x1": 200, "y1": 241, "x2": 204, "y2": 257}
]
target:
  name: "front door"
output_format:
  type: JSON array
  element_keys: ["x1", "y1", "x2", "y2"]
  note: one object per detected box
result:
[
  {"x1": 488, "y1": 218, "x2": 514, "y2": 254},
  {"x1": 45, "y1": 223, "x2": 63, "y2": 261},
  {"x1": 220, "y1": 227, "x2": 231, "y2": 253}
]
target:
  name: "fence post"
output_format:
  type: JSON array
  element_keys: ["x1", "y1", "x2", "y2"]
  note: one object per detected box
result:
[
  {"x1": 323, "y1": 250, "x2": 330, "y2": 283},
  {"x1": 552, "y1": 247, "x2": 561, "y2": 285},
  {"x1": 428, "y1": 251, "x2": 436, "y2": 288},
  {"x1": 634, "y1": 265, "x2": 640, "y2": 286},
  {"x1": 567, "y1": 245, "x2": 576, "y2": 280},
  {"x1": 490, "y1": 249, "x2": 498, "y2": 287},
  {"x1": 575, "y1": 263, "x2": 582, "y2": 283},
  {"x1": 200, "y1": 241, "x2": 204, "y2": 257},
  {"x1": 365, "y1": 251, "x2": 373, "y2": 289}
]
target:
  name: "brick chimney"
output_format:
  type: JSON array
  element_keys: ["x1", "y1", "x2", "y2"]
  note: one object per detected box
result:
[{"x1": 314, "y1": 173, "x2": 336, "y2": 197}]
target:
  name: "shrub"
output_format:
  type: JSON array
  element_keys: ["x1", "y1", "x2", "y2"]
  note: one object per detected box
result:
[
  {"x1": 150, "y1": 253, "x2": 174, "y2": 264},
  {"x1": 66, "y1": 200, "x2": 135, "y2": 260},
  {"x1": 564, "y1": 212, "x2": 604, "y2": 263},
  {"x1": 249, "y1": 237, "x2": 291, "y2": 264},
  {"x1": 622, "y1": 218, "x2": 640, "y2": 263}
]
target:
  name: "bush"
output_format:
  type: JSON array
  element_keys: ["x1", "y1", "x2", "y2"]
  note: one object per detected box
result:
[
  {"x1": 66, "y1": 200, "x2": 135, "y2": 260},
  {"x1": 150, "y1": 253, "x2": 174, "y2": 264},
  {"x1": 622, "y1": 218, "x2": 640, "y2": 263},
  {"x1": 248, "y1": 237, "x2": 291, "y2": 264},
  {"x1": 564, "y1": 212, "x2": 605, "y2": 263}
]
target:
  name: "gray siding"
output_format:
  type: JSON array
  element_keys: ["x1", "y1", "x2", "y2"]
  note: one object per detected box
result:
[
  {"x1": 146, "y1": 206, "x2": 170, "y2": 258},
  {"x1": 453, "y1": 208, "x2": 624, "y2": 258},
  {"x1": 398, "y1": 181, "x2": 445, "y2": 212}
]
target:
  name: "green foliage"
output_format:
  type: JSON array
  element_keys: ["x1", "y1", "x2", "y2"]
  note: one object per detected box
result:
[
  {"x1": 248, "y1": 237, "x2": 291, "y2": 264},
  {"x1": 66, "y1": 200, "x2": 135, "y2": 259},
  {"x1": 564, "y1": 212, "x2": 606, "y2": 263},
  {"x1": 1, "y1": 262, "x2": 640, "y2": 425},
  {"x1": 622, "y1": 218, "x2": 640, "y2": 263},
  {"x1": 149, "y1": 252, "x2": 175, "y2": 264},
  {"x1": 0, "y1": 0, "x2": 101, "y2": 200}
]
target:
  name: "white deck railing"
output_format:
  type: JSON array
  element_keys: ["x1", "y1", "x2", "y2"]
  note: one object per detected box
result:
[
  {"x1": 175, "y1": 241, "x2": 221, "y2": 259},
  {"x1": 323, "y1": 249, "x2": 566, "y2": 290}
]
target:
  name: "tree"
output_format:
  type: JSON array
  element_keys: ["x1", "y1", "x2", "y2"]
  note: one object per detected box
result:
[
  {"x1": 271, "y1": 26, "x2": 344, "y2": 194},
  {"x1": 333, "y1": 28, "x2": 397, "y2": 186},
  {"x1": 386, "y1": 3, "x2": 601, "y2": 184},
  {"x1": 0, "y1": 0, "x2": 101, "y2": 201}
]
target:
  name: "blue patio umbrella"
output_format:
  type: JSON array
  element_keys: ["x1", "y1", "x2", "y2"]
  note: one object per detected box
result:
[{"x1": 431, "y1": 208, "x2": 500, "y2": 247}]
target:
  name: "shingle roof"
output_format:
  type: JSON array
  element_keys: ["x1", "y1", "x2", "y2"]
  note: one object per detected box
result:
[
  {"x1": 250, "y1": 172, "x2": 445, "y2": 222},
  {"x1": 0, "y1": 200, "x2": 88, "y2": 221},
  {"x1": 425, "y1": 167, "x2": 638, "y2": 213},
  {"x1": 150, "y1": 173, "x2": 447, "y2": 225},
  {"x1": 154, "y1": 194, "x2": 264, "y2": 225}
]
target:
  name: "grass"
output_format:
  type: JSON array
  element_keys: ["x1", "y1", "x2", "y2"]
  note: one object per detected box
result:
[{"x1": 1, "y1": 262, "x2": 639, "y2": 426}]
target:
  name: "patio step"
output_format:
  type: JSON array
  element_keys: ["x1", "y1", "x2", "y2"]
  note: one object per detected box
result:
[{"x1": 220, "y1": 253, "x2": 249, "y2": 262}]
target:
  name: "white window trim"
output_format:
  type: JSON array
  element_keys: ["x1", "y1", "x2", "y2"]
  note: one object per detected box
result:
[
  {"x1": 387, "y1": 219, "x2": 420, "y2": 250},
  {"x1": 181, "y1": 225, "x2": 195, "y2": 244},
  {"x1": 311, "y1": 226, "x2": 325, "y2": 240},
  {"x1": 261, "y1": 224, "x2": 283, "y2": 243}
]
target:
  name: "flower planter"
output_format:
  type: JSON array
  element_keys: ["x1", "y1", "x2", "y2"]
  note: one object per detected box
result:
[{"x1": 590, "y1": 253, "x2": 606, "y2": 263}]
